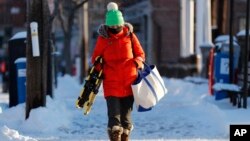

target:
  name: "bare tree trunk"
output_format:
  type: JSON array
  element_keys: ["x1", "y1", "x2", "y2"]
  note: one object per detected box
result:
[
  {"x1": 41, "y1": 0, "x2": 51, "y2": 98},
  {"x1": 58, "y1": 0, "x2": 88, "y2": 75},
  {"x1": 26, "y1": 0, "x2": 50, "y2": 119},
  {"x1": 43, "y1": 0, "x2": 54, "y2": 97},
  {"x1": 80, "y1": 2, "x2": 89, "y2": 83},
  {"x1": 80, "y1": 37, "x2": 88, "y2": 83},
  {"x1": 44, "y1": 1, "x2": 53, "y2": 97},
  {"x1": 47, "y1": 38, "x2": 53, "y2": 97},
  {"x1": 62, "y1": 30, "x2": 72, "y2": 74}
]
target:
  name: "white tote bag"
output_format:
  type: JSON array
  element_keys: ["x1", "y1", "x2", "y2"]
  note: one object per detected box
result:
[{"x1": 131, "y1": 63, "x2": 168, "y2": 112}]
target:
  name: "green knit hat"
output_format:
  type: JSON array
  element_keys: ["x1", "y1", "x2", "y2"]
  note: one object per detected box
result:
[{"x1": 105, "y1": 2, "x2": 124, "y2": 26}]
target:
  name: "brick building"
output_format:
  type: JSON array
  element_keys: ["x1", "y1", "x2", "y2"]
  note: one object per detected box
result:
[
  {"x1": 0, "y1": 0, "x2": 26, "y2": 28},
  {"x1": 0, "y1": 0, "x2": 26, "y2": 47},
  {"x1": 211, "y1": 0, "x2": 248, "y2": 39}
]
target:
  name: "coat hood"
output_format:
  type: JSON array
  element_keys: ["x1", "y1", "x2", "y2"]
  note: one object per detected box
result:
[{"x1": 97, "y1": 23, "x2": 133, "y2": 38}]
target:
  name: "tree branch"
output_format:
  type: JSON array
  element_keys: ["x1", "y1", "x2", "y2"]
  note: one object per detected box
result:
[
  {"x1": 58, "y1": 3, "x2": 67, "y2": 34},
  {"x1": 49, "y1": 0, "x2": 60, "y2": 22},
  {"x1": 70, "y1": 0, "x2": 88, "y2": 17},
  {"x1": 74, "y1": 0, "x2": 88, "y2": 11}
]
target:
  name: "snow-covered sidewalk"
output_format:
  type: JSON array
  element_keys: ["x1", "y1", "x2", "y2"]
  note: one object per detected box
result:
[{"x1": 0, "y1": 75, "x2": 249, "y2": 141}]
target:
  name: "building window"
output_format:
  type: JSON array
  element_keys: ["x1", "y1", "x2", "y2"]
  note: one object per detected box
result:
[{"x1": 239, "y1": 17, "x2": 247, "y2": 31}]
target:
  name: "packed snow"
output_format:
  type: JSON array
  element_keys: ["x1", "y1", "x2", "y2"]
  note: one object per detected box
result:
[{"x1": 0, "y1": 75, "x2": 250, "y2": 141}]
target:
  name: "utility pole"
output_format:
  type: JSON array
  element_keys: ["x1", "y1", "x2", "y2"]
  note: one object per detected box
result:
[{"x1": 26, "y1": 0, "x2": 50, "y2": 119}]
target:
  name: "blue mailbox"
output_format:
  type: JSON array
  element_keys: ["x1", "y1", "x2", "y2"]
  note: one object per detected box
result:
[
  {"x1": 14, "y1": 57, "x2": 26, "y2": 104},
  {"x1": 213, "y1": 41, "x2": 240, "y2": 100}
]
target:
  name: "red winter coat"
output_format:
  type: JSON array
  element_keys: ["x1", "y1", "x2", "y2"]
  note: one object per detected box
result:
[{"x1": 91, "y1": 23, "x2": 145, "y2": 98}]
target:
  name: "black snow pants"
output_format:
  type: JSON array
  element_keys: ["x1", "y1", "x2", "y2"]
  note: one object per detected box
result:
[{"x1": 106, "y1": 96, "x2": 134, "y2": 130}]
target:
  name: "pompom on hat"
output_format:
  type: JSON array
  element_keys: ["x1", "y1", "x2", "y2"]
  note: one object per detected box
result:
[{"x1": 105, "y1": 2, "x2": 124, "y2": 26}]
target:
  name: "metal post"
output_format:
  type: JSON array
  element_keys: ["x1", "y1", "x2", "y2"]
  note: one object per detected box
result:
[
  {"x1": 243, "y1": 0, "x2": 250, "y2": 108},
  {"x1": 229, "y1": 0, "x2": 234, "y2": 84}
]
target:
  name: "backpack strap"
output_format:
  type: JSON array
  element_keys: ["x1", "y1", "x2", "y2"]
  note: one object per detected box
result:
[{"x1": 129, "y1": 33, "x2": 135, "y2": 57}]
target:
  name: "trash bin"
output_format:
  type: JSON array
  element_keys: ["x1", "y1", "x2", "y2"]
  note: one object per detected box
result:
[
  {"x1": 213, "y1": 41, "x2": 240, "y2": 100},
  {"x1": 8, "y1": 31, "x2": 27, "y2": 107},
  {"x1": 15, "y1": 58, "x2": 26, "y2": 104}
]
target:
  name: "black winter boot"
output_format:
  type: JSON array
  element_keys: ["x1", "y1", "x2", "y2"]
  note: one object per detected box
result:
[
  {"x1": 108, "y1": 126, "x2": 123, "y2": 141},
  {"x1": 121, "y1": 128, "x2": 130, "y2": 141}
]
